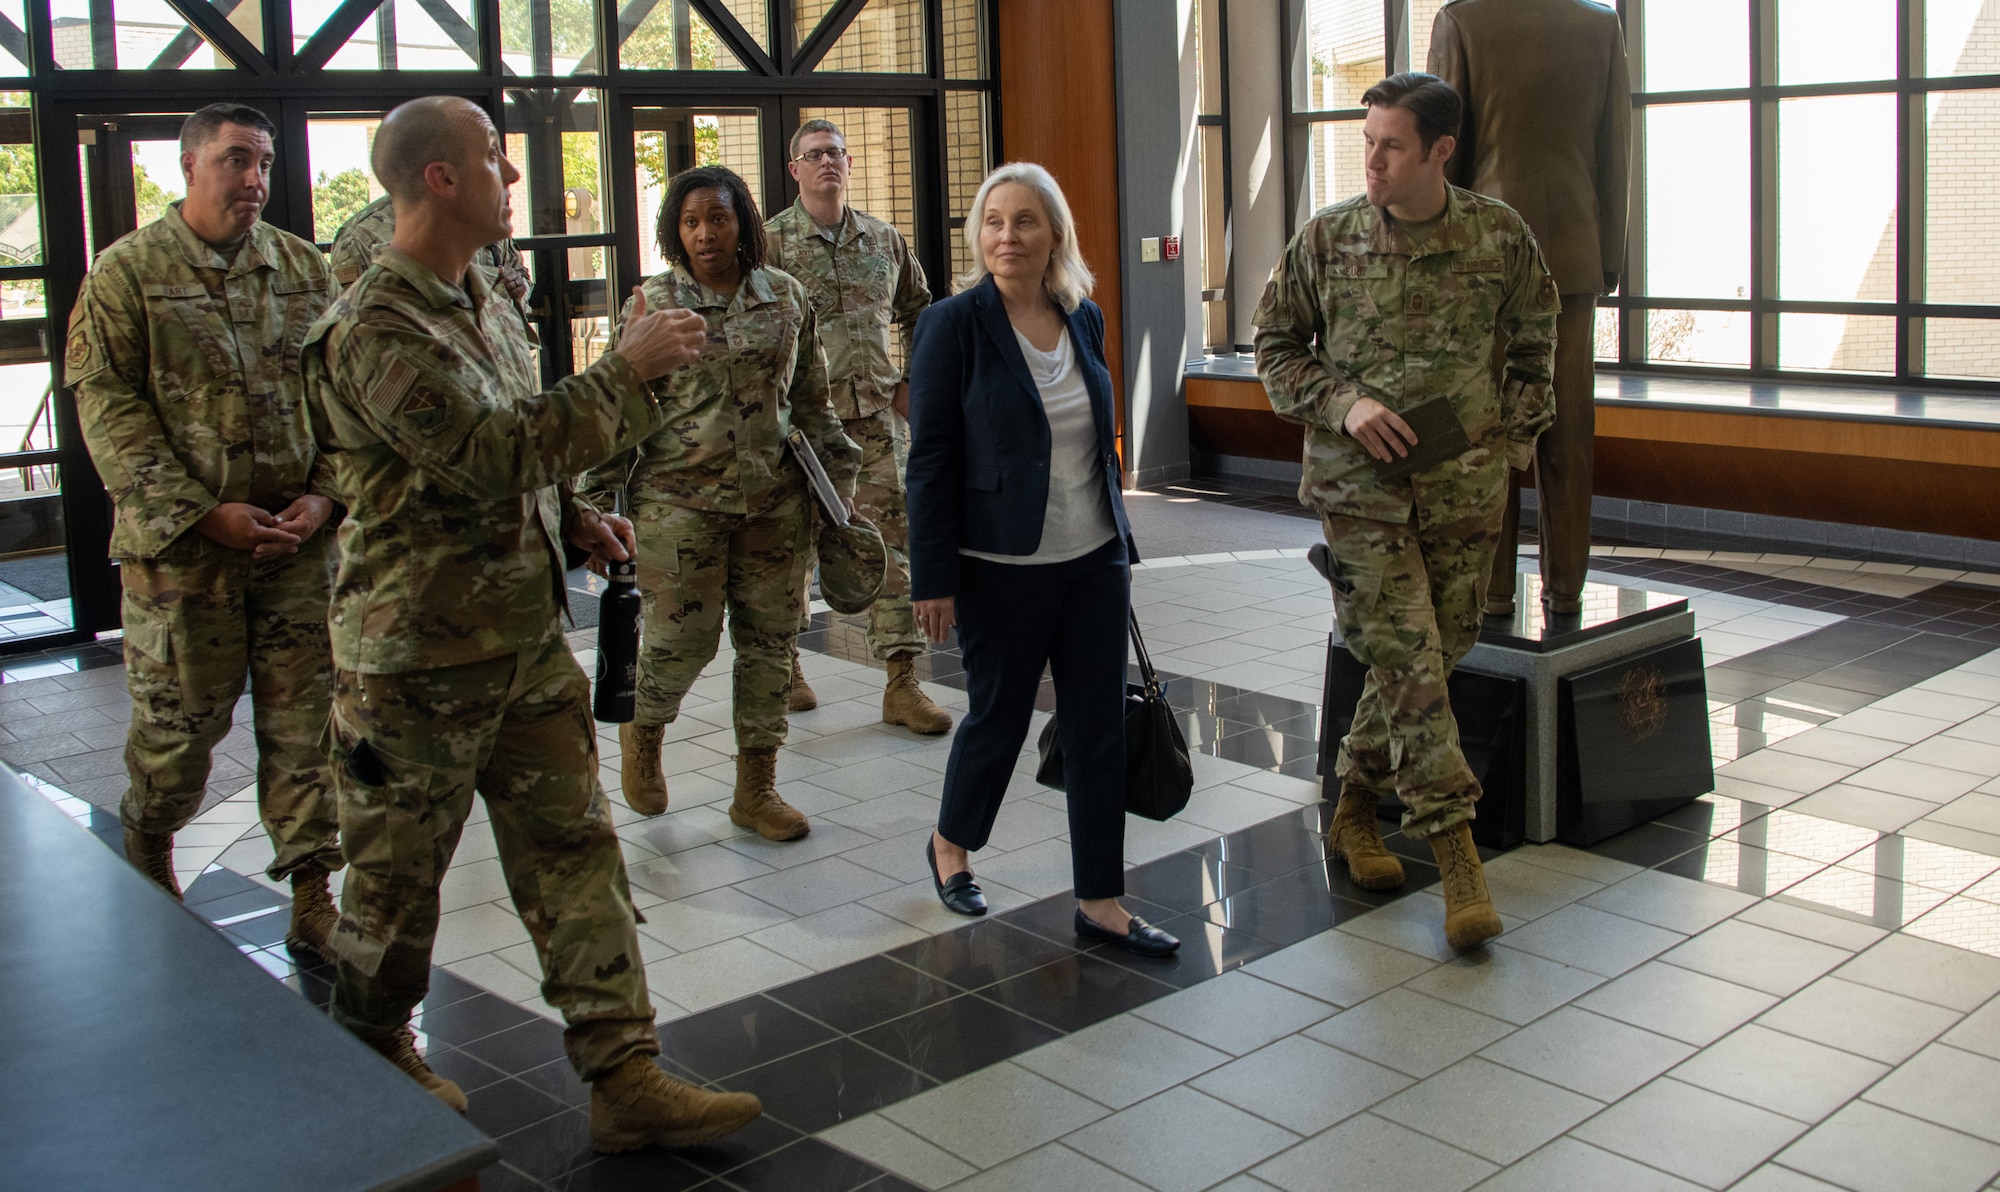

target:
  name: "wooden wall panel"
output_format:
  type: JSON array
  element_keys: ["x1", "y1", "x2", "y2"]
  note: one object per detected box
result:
[{"x1": 997, "y1": 0, "x2": 1123, "y2": 432}]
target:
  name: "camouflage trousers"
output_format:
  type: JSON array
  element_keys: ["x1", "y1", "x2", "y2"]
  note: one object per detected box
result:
[
  {"x1": 1320, "y1": 483, "x2": 1505, "y2": 839},
  {"x1": 798, "y1": 408, "x2": 922, "y2": 660},
  {"x1": 118, "y1": 540, "x2": 341, "y2": 879},
  {"x1": 632, "y1": 487, "x2": 811, "y2": 749},
  {"x1": 326, "y1": 632, "x2": 658, "y2": 1081}
]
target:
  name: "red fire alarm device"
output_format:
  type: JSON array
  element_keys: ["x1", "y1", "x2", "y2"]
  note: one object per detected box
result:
[{"x1": 1162, "y1": 236, "x2": 1181, "y2": 261}]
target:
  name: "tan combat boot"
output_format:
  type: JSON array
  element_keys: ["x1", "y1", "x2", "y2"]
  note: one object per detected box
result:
[
  {"x1": 787, "y1": 647, "x2": 818, "y2": 712},
  {"x1": 367, "y1": 1025, "x2": 468, "y2": 1113},
  {"x1": 728, "y1": 748, "x2": 810, "y2": 841},
  {"x1": 1427, "y1": 822, "x2": 1503, "y2": 950},
  {"x1": 124, "y1": 828, "x2": 182, "y2": 901},
  {"x1": 285, "y1": 861, "x2": 341, "y2": 964},
  {"x1": 1326, "y1": 785, "x2": 1405, "y2": 891},
  {"x1": 620, "y1": 721, "x2": 669, "y2": 816},
  {"x1": 590, "y1": 1054, "x2": 762, "y2": 1152},
  {"x1": 883, "y1": 653, "x2": 953, "y2": 735}
]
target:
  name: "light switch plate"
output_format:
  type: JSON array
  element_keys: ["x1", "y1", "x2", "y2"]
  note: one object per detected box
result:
[{"x1": 1140, "y1": 237, "x2": 1161, "y2": 262}]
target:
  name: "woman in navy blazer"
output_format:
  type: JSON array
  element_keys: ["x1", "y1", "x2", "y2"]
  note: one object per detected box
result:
[{"x1": 904, "y1": 163, "x2": 1176, "y2": 957}]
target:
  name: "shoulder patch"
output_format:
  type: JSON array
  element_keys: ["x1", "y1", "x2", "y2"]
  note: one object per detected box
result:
[
  {"x1": 368, "y1": 357, "x2": 418, "y2": 414},
  {"x1": 1538, "y1": 277, "x2": 1558, "y2": 308},
  {"x1": 65, "y1": 329, "x2": 92, "y2": 371}
]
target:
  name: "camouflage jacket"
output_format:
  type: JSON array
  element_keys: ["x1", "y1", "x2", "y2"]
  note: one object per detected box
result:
[
  {"x1": 579, "y1": 265, "x2": 859, "y2": 517},
  {"x1": 303, "y1": 247, "x2": 661, "y2": 674},
  {"x1": 1253, "y1": 184, "x2": 1559, "y2": 521},
  {"x1": 329, "y1": 194, "x2": 526, "y2": 288},
  {"x1": 765, "y1": 198, "x2": 929, "y2": 420},
  {"x1": 65, "y1": 202, "x2": 336, "y2": 561}
]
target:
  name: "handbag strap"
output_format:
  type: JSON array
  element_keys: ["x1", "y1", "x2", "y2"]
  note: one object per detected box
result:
[{"x1": 1127, "y1": 610, "x2": 1163, "y2": 696}]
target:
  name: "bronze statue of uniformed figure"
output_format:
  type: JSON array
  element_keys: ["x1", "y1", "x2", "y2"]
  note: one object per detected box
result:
[{"x1": 1429, "y1": 0, "x2": 1632, "y2": 615}]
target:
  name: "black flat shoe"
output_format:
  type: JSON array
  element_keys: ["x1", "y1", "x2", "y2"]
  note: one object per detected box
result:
[
  {"x1": 926, "y1": 837, "x2": 986, "y2": 917},
  {"x1": 1074, "y1": 909, "x2": 1180, "y2": 957}
]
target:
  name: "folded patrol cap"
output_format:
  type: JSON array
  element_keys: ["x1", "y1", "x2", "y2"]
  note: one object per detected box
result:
[{"x1": 817, "y1": 514, "x2": 887, "y2": 615}]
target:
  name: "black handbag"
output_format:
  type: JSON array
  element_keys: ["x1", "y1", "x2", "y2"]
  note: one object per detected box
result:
[{"x1": 1035, "y1": 611, "x2": 1194, "y2": 821}]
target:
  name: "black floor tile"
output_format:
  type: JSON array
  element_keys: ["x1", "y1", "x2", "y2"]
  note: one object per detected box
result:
[
  {"x1": 480, "y1": 1162, "x2": 557, "y2": 1192},
  {"x1": 1763, "y1": 681, "x2": 1878, "y2": 715},
  {"x1": 421, "y1": 967, "x2": 491, "y2": 1011},
  {"x1": 765, "y1": 955, "x2": 960, "y2": 1036},
  {"x1": 421, "y1": 1041, "x2": 513, "y2": 1096},
  {"x1": 517, "y1": 1057, "x2": 594, "y2": 1109},
  {"x1": 1795, "y1": 664, "x2": 1912, "y2": 697},
  {"x1": 883, "y1": 919, "x2": 1083, "y2": 992},
  {"x1": 1319, "y1": 853, "x2": 1443, "y2": 907},
  {"x1": 996, "y1": 891, "x2": 1171, "y2": 946},
  {"x1": 190, "y1": 886, "x2": 288, "y2": 924},
  {"x1": 719, "y1": 1138, "x2": 900, "y2": 1192},
  {"x1": 1195, "y1": 816, "x2": 1328, "y2": 881},
  {"x1": 655, "y1": 996, "x2": 839, "y2": 1083},
  {"x1": 1095, "y1": 914, "x2": 1282, "y2": 989},
  {"x1": 560, "y1": 1152, "x2": 716, "y2": 1192},
  {"x1": 418, "y1": 992, "x2": 544, "y2": 1048},
  {"x1": 670, "y1": 1114, "x2": 805, "y2": 1180},
  {"x1": 1584, "y1": 822, "x2": 1709, "y2": 867},
  {"x1": 724, "y1": 1038, "x2": 934, "y2": 1135},
  {"x1": 1650, "y1": 794, "x2": 1775, "y2": 838},
  {"x1": 1191, "y1": 871, "x2": 1371, "y2": 946},
  {"x1": 854, "y1": 1176, "x2": 926, "y2": 1192},
  {"x1": 1120, "y1": 849, "x2": 1264, "y2": 912},
  {"x1": 853, "y1": 993, "x2": 1061, "y2": 1081},
  {"x1": 975, "y1": 951, "x2": 1178, "y2": 1032},
  {"x1": 462, "y1": 1017, "x2": 572, "y2": 1075},
  {"x1": 1716, "y1": 651, "x2": 1835, "y2": 682},
  {"x1": 495, "y1": 1108, "x2": 599, "y2": 1184},
  {"x1": 467, "y1": 1075, "x2": 572, "y2": 1139},
  {"x1": 182, "y1": 866, "x2": 268, "y2": 908},
  {"x1": 221, "y1": 905, "x2": 294, "y2": 949}
]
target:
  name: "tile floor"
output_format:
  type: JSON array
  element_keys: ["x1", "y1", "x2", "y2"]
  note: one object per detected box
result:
[{"x1": 6, "y1": 484, "x2": 2000, "y2": 1192}]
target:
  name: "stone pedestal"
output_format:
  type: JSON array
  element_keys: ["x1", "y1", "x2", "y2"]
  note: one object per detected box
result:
[{"x1": 1314, "y1": 551, "x2": 1714, "y2": 846}]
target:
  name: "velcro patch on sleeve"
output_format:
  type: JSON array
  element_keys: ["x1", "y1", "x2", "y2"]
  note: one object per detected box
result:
[{"x1": 367, "y1": 356, "x2": 418, "y2": 414}]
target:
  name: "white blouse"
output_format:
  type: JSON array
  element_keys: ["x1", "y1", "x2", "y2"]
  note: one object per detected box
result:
[{"x1": 960, "y1": 325, "x2": 1116, "y2": 566}]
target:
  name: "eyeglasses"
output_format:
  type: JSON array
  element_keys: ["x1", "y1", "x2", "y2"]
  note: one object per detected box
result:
[{"x1": 793, "y1": 147, "x2": 848, "y2": 164}]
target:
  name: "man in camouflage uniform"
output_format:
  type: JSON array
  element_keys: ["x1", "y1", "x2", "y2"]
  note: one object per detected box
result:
[
  {"x1": 764, "y1": 119, "x2": 950, "y2": 735},
  {"x1": 1253, "y1": 73, "x2": 1557, "y2": 950},
  {"x1": 65, "y1": 103, "x2": 343, "y2": 960},
  {"x1": 329, "y1": 192, "x2": 533, "y2": 321},
  {"x1": 582, "y1": 165, "x2": 859, "y2": 839},
  {"x1": 302, "y1": 96, "x2": 761, "y2": 1148}
]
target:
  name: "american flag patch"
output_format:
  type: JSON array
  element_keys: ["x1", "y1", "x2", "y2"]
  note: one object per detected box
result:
[{"x1": 367, "y1": 357, "x2": 417, "y2": 414}]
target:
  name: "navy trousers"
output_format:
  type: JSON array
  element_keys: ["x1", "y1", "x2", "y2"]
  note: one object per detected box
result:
[{"x1": 938, "y1": 537, "x2": 1130, "y2": 900}]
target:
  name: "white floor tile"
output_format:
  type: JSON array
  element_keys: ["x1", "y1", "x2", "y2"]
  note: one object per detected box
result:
[
  {"x1": 1572, "y1": 1076, "x2": 1806, "y2": 1190},
  {"x1": 1251, "y1": 1113, "x2": 1496, "y2": 1192}
]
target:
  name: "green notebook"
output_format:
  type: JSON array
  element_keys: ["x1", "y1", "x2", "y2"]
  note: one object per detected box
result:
[{"x1": 1370, "y1": 395, "x2": 1473, "y2": 482}]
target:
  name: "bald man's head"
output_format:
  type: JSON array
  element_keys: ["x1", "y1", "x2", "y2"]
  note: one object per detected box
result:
[{"x1": 373, "y1": 96, "x2": 491, "y2": 206}]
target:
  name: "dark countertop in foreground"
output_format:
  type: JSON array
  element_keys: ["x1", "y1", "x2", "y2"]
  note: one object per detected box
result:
[{"x1": 0, "y1": 763, "x2": 498, "y2": 1191}]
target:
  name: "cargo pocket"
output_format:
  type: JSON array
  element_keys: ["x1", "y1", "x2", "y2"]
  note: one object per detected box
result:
[
  {"x1": 1328, "y1": 562, "x2": 1383, "y2": 654},
  {"x1": 328, "y1": 727, "x2": 440, "y2": 893}
]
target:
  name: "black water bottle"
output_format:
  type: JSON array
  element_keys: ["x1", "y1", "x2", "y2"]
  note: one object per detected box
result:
[{"x1": 593, "y1": 558, "x2": 641, "y2": 723}]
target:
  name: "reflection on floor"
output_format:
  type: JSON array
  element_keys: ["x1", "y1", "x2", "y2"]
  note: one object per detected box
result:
[{"x1": 6, "y1": 484, "x2": 2000, "y2": 1192}]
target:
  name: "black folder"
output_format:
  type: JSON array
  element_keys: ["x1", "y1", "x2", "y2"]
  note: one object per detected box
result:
[{"x1": 1369, "y1": 395, "x2": 1473, "y2": 482}]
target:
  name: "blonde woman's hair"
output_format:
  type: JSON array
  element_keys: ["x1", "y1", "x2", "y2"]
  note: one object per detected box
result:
[{"x1": 955, "y1": 162, "x2": 1095, "y2": 313}]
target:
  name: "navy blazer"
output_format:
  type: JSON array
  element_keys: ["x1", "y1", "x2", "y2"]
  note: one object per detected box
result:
[{"x1": 905, "y1": 275, "x2": 1138, "y2": 601}]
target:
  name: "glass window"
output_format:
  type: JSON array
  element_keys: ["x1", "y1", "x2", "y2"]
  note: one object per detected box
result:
[
  {"x1": 1645, "y1": 309, "x2": 1750, "y2": 367},
  {"x1": 129, "y1": 137, "x2": 183, "y2": 228},
  {"x1": 1925, "y1": 318, "x2": 2000, "y2": 380},
  {"x1": 1300, "y1": 118, "x2": 1364, "y2": 224},
  {"x1": 623, "y1": 1, "x2": 745, "y2": 69},
  {"x1": 1780, "y1": 313, "x2": 1895, "y2": 374},
  {"x1": 53, "y1": 0, "x2": 254, "y2": 70},
  {"x1": 945, "y1": 91, "x2": 989, "y2": 280},
  {"x1": 800, "y1": 105, "x2": 916, "y2": 246},
  {"x1": 815, "y1": 0, "x2": 923, "y2": 74},
  {"x1": 941, "y1": 0, "x2": 985, "y2": 79},
  {"x1": 0, "y1": 0, "x2": 28, "y2": 73},
  {"x1": 306, "y1": 115, "x2": 380, "y2": 244},
  {"x1": 1778, "y1": 94, "x2": 1897, "y2": 302},
  {"x1": 1300, "y1": 0, "x2": 1384, "y2": 113},
  {"x1": 321, "y1": 0, "x2": 479, "y2": 69},
  {"x1": 500, "y1": 0, "x2": 599, "y2": 75},
  {"x1": 1594, "y1": 305, "x2": 1620, "y2": 363},
  {"x1": 1925, "y1": 89, "x2": 2000, "y2": 305},
  {"x1": 632, "y1": 106, "x2": 763, "y2": 278},
  {"x1": 1778, "y1": 0, "x2": 1895, "y2": 83},
  {"x1": 1644, "y1": 0, "x2": 1748, "y2": 92},
  {"x1": 1928, "y1": 0, "x2": 2000, "y2": 76},
  {"x1": 0, "y1": 99, "x2": 38, "y2": 266},
  {"x1": 1408, "y1": 0, "x2": 1447, "y2": 75},
  {"x1": 504, "y1": 89, "x2": 606, "y2": 238},
  {"x1": 715, "y1": 0, "x2": 767, "y2": 52},
  {"x1": 794, "y1": 0, "x2": 838, "y2": 47},
  {"x1": 1645, "y1": 102, "x2": 1750, "y2": 300}
]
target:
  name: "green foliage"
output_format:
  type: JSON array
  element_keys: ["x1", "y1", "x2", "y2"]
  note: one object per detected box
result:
[
  {"x1": 0, "y1": 142, "x2": 35, "y2": 195},
  {"x1": 498, "y1": 0, "x2": 597, "y2": 60},
  {"x1": 133, "y1": 164, "x2": 174, "y2": 229},
  {"x1": 561, "y1": 132, "x2": 600, "y2": 193},
  {"x1": 312, "y1": 168, "x2": 371, "y2": 243}
]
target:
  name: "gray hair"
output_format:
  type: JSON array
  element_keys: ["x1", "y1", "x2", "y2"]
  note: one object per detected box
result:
[
  {"x1": 956, "y1": 162, "x2": 1094, "y2": 314},
  {"x1": 180, "y1": 103, "x2": 276, "y2": 155}
]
